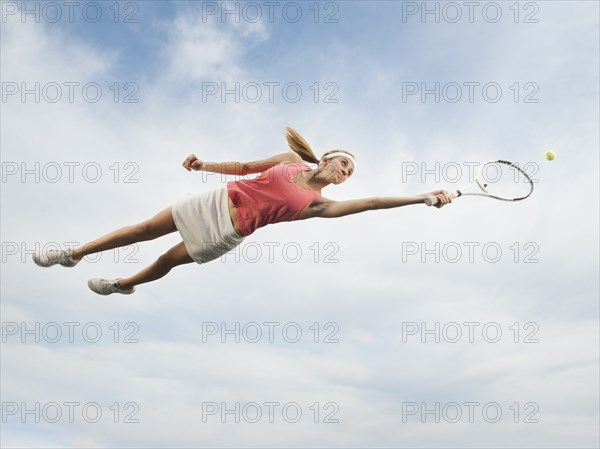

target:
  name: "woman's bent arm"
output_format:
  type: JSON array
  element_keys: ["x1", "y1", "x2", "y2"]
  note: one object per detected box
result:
[
  {"x1": 200, "y1": 161, "x2": 248, "y2": 175},
  {"x1": 182, "y1": 152, "x2": 302, "y2": 176}
]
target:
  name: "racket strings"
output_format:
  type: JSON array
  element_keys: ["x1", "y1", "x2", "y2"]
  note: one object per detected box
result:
[{"x1": 478, "y1": 162, "x2": 534, "y2": 200}]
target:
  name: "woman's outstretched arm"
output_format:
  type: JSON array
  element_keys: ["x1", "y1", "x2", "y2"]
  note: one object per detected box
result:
[
  {"x1": 302, "y1": 190, "x2": 452, "y2": 219},
  {"x1": 182, "y1": 152, "x2": 302, "y2": 176}
]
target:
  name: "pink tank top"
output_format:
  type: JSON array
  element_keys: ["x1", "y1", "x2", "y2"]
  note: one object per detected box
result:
[{"x1": 226, "y1": 162, "x2": 322, "y2": 236}]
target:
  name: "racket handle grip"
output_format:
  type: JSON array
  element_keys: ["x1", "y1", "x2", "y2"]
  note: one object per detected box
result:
[{"x1": 424, "y1": 190, "x2": 460, "y2": 207}]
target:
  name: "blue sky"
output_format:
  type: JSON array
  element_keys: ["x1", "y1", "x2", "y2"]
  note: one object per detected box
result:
[{"x1": 1, "y1": 1, "x2": 599, "y2": 447}]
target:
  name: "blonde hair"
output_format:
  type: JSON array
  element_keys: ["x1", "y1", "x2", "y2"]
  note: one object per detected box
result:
[{"x1": 284, "y1": 127, "x2": 355, "y2": 165}]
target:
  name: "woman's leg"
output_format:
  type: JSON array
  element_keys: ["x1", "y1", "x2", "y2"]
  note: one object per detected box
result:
[
  {"x1": 71, "y1": 207, "x2": 177, "y2": 260},
  {"x1": 116, "y1": 241, "x2": 194, "y2": 289}
]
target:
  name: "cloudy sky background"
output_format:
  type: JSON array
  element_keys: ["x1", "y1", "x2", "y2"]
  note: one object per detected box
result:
[{"x1": 1, "y1": 0, "x2": 598, "y2": 447}]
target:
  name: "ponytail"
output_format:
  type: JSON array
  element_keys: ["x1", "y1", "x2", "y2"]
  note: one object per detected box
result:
[
  {"x1": 284, "y1": 127, "x2": 356, "y2": 165},
  {"x1": 284, "y1": 127, "x2": 320, "y2": 164}
]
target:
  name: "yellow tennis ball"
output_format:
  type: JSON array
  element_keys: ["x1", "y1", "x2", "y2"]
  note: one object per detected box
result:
[{"x1": 545, "y1": 150, "x2": 555, "y2": 161}]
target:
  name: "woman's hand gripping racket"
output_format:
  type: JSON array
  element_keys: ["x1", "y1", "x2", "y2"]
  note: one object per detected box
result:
[{"x1": 425, "y1": 160, "x2": 534, "y2": 207}]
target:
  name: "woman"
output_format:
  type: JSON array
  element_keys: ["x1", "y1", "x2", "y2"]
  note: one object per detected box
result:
[{"x1": 33, "y1": 127, "x2": 453, "y2": 295}]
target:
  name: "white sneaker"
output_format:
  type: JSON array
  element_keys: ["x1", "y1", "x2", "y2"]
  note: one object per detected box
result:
[
  {"x1": 88, "y1": 278, "x2": 136, "y2": 296},
  {"x1": 33, "y1": 248, "x2": 80, "y2": 267}
]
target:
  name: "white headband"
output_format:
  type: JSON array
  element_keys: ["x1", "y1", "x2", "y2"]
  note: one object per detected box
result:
[{"x1": 321, "y1": 152, "x2": 357, "y2": 170}]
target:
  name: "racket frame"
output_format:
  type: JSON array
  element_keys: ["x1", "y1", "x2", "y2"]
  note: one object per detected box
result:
[{"x1": 425, "y1": 159, "x2": 534, "y2": 206}]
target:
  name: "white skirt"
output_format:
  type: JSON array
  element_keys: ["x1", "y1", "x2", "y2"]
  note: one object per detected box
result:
[{"x1": 171, "y1": 185, "x2": 245, "y2": 264}]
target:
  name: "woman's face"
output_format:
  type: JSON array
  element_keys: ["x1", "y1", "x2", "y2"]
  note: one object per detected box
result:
[{"x1": 320, "y1": 156, "x2": 355, "y2": 184}]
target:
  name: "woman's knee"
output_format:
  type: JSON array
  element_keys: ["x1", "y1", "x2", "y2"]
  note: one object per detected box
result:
[
  {"x1": 155, "y1": 252, "x2": 175, "y2": 269},
  {"x1": 129, "y1": 221, "x2": 153, "y2": 241},
  {"x1": 156, "y1": 248, "x2": 191, "y2": 269},
  {"x1": 136, "y1": 208, "x2": 177, "y2": 240},
  {"x1": 160, "y1": 243, "x2": 194, "y2": 267}
]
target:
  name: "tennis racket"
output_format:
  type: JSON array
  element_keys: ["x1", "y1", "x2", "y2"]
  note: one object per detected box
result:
[{"x1": 424, "y1": 159, "x2": 534, "y2": 207}]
